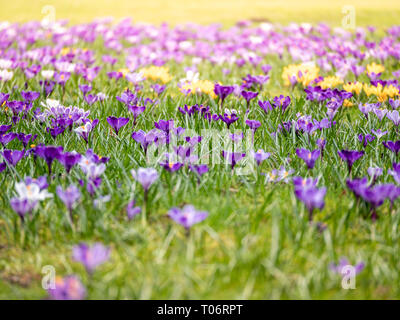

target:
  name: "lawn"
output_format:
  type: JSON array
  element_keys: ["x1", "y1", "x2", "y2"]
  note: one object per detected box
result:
[{"x1": 0, "y1": 2, "x2": 400, "y2": 300}]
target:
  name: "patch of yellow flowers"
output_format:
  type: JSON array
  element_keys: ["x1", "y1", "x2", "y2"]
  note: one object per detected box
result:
[
  {"x1": 282, "y1": 63, "x2": 320, "y2": 87},
  {"x1": 366, "y1": 62, "x2": 385, "y2": 75},
  {"x1": 140, "y1": 66, "x2": 172, "y2": 83},
  {"x1": 363, "y1": 83, "x2": 399, "y2": 102},
  {"x1": 318, "y1": 76, "x2": 343, "y2": 89},
  {"x1": 343, "y1": 82, "x2": 363, "y2": 95},
  {"x1": 181, "y1": 80, "x2": 217, "y2": 99}
]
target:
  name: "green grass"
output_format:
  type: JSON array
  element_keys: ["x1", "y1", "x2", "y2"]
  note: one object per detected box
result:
[{"x1": 1, "y1": 4, "x2": 400, "y2": 299}]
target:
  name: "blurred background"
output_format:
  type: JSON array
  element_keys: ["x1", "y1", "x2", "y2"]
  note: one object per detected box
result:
[{"x1": 1, "y1": 0, "x2": 400, "y2": 27}]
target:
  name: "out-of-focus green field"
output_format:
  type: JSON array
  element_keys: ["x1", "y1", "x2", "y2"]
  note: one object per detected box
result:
[{"x1": 0, "y1": 0, "x2": 400, "y2": 27}]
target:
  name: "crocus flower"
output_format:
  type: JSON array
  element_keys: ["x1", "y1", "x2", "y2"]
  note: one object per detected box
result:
[
  {"x1": 273, "y1": 95, "x2": 291, "y2": 112},
  {"x1": 0, "y1": 162, "x2": 5, "y2": 172},
  {"x1": 389, "y1": 99, "x2": 400, "y2": 110},
  {"x1": 10, "y1": 198, "x2": 36, "y2": 221},
  {"x1": 128, "y1": 105, "x2": 145, "y2": 125},
  {"x1": 245, "y1": 119, "x2": 261, "y2": 132},
  {"x1": 250, "y1": 149, "x2": 271, "y2": 166},
  {"x1": 389, "y1": 162, "x2": 400, "y2": 184},
  {"x1": 160, "y1": 161, "x2": 184, "y2": 172},
  {"x1": 222, "y1": 151, "x2": 246, "y2": 170},
  {"x1": 329, "y1": 258, "x2": 365, "y2": 275},
  {"x1": 368, "y1": 167, "x2": 383, "y2": 183},
  {"x1": 131, "y1": 130, "x2": 158, "y2": 154},
  {"x1": 84, "y1": 94, "x2": 98, "y2": 106},
  {"x1": 74, "y1": 121, "x2": 96, "y2": 144},
  {"x1": 241, "y1": 90, "x2": 259, "y2": 109},
  {"x1": 35, "y1": 145, "x2": 63, "y2": 175},
  {"x1": 294, "y1": 178, "x2": 327, "y2": 221},
  {"x1": 358, "y1": 133, "x2": 375, "y2": 148},
  {"x1": 296, "y1": 148, "x2": 320, "y2": 169},
  {"x1": 2, "y1": 149, "x2": 24, "y2": 166},
  {"x1": 168, "y1": 205, "x2": 208, "y2": 231},
  {"x1": 258, "y1": 100, "x2": 274, "y2": 113},
  {"x1": 16, "y1": 133, "x2": 37, "y2": 148},
  {"x1": 387, "y1": 110, "x2": 400, "y2": 126},
  {"x1": 0, "y1": 124, "x2": 12, "y2": 135},
  {"x1": 47, "y1": 276, "x2": 86, "y2": 300},
  {"x1": 214, "y1": 84, "x2": 234, "y2": 108},
  {"x1": 57, "y1": 152, "x2": 82, "y2": 173},
  {"x1": 126, "y1": 200, "x2": 141, "y2": 220},
  {"x1": 219, "y1": 113, "x2": 239, "y2": 129},
  {"x1": 383, "y1": 141, "x2": 400, "y2": 155},
  {"x1": 56, "y1": 185, "x2": 81, "y2": 211},
  {"x1": 107, "y1": 116, "x2": 129, "y2": 136},
  {"x1": 21, "y1": 91, "x2": 40, "y2": 102},
  {"x1": 72, "y1": 242, "x2": 110, "y2": 274},
  {"x1": 189, "y1": 164, "x2": 209, "y2": 179},
  {"x1": 371, "y1": 129, "x2": 388, "y2": 139},
  {"x1": 131, "y1": 167, "x2": 159, "y2": 191},
  {"x1": 338, "y1": 150, "x2": 365, "y2": 174},
  {"x1": 0, "y1": 132, "x2": 17, "y2": 147}
]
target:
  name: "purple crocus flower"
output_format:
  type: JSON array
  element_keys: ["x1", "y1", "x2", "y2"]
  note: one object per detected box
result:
[
  {"x1": 222, "y1": 151, "x2": 246, "y2": 170},
  {"x1": 214, "y1": 84, "x2": 234, "y2": 108},
  {"x1": 0, "y1": 132, "x2": 17, "y2": 146},
  {"x1": 56, "y1": 185, "x2": 81, "y2": 211},
  {"x1": 84, "y1": 94, "x2": 98, "y2": 106},
  {"x1": 35, "y1": 145, "x2": 63, "y2": 175},
  {"x1": 273, "y1": 95, "x2": 291, "y2": 112},
  {"x1": 389, "y1": 99, "x2": 400, "y2": 110},
  {"x1": 387, "y1": 110, "x2": 400, "y2": 126},
  {"x1": 154, "y1": 119, "x2": 174, "y2": 134},
  {"x1": 329, "y1": 258, "x2": 365, "y2": 275},
  {"x1": 160, "y1": 161, "x2": 184, "y2": 172},
  {"x1": 48, "y1": 275, "x2": 86, "y2": 300},
  {"x1": 389, "y1": 162, "x2": 400, "y2": 184},
  {"x1": 250, "y1": 149, "x2": 271, "y2": 166},
  {"x1": 10, "y1": 198, "x2": 36, "y2": 221},
  {"x1": 371, "y1": 129, "x2": 388, "y2": 139},
  {"x1": 107, "y1": 116, "x2": 129, "y2": 136},
  {"x1": 358, "y1": 133, "x2": 375, "y2": 148},
  {"x1": 126, "y1": 200, "x2": 141, "y2": 220},
  {"x1": 346, "y1": 177, "x2": 369, "y2": 198},
  {"x1": 338, "y1": 150, "x2": 365, "y2": 174},
  {"x1": 189, "y1": 164, "x2": 209, "y2": 178},
  {"x1": 131, "y1": 167, "x2": 159, "y2": 191},
  {"x1": 16, "y1": 133, "x2": 37, "y2": 148},
  {"x1": 0, "y1": 124, "x2": 12, "y2": 135},
  {"x1": 294, "y1": 179, "x2": 327, "y2": 221},
  {"x1": 258, "y1": 100, "x2": 274, "y2": 113},
  {"x1": 241, "y1": 90, "x2": 259, "y2": 109},
  {"x1": 72, "y1": 242, "x2": 110, "y2": 274},
  {"x1": 0, "y1": 162, "x2": 5, "y2": 172},
  {"x1": 219, "y1": 113, "x2": 238, "y2": 129},
  {"x1": 127, "y1": 105, "x2": 145, "y2": 125},
  {"x1": 383, "y1": 141, "x2": 400, "y2": 155},
  {"x1": 245, "y1": 119, "x2": 261, "y2": 132},
  {"x1": 131, "y1": 130, "x2": 158, "y2": 154},
  {"x1": 20, "y1": 91, "x2": 40, "y2": 102},
  {"x1": 168, "y1": 205, "x2": 208, "y2": 231},
  {"x1": 2, "y1": 149, "x2": 24, "y2": 166},
  {"x1": 57, "y1": 152, "x2": 82, "y2": 173},
  {"x1": 79, "y1": 84, "x2": 92, "y2": 95},
  {"x1": 296, "y1": 148, "x2": 321, "y2": 169},
  {"x1": 151, "y1": 83, "x2": 166, "y2": 96},
  {"x1": 368, "y1": 167, "x2": 383, "y2": 183}
]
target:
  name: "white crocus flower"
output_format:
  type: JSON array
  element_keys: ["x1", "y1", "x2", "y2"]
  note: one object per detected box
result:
[
  {"x1": 15, "y1": 182, "x2": 53, "y2": 202},
  {"x1": 41, "y1": 70, "x2": 54, "y2": 79},
  {"x1": 0, "y1": 69, "x2": 13, "y2": 81}
]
